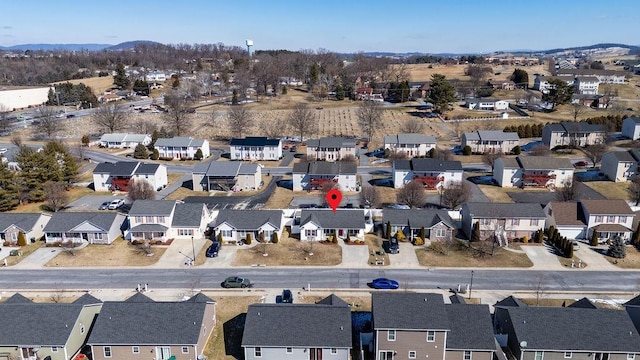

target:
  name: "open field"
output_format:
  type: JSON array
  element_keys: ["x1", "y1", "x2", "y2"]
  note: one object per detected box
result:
[
  {"x1": 402, "y1": 63, "x2": 552, "y2": 84},
  {"x1": 45, "y1": 237, "x2": 167, "y2": 267},
  {"x1": 416, "y1": 241, "x2": 533, "y2": 268},
  {"x1": 53, "y1": 76, "x2": 115, "y2": 95},
  {"x1": 584, "y1": 181, "x2": 630, "y2": 200},
  {"x1": 8, "y1": 186, "x2": 96, "y2": 213}
]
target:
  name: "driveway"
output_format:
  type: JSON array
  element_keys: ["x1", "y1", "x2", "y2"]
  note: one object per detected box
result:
[
  {"x1": 338, "y1": 241, "x2": 369, "y2": 268},
  {"x1": 387, "y1": 242, "x2": 421, "y2": 268},
  {"x1": 151, "y1": 237, "x2": 209, "y2": 268},
  {"x1": 520, "y1": 245, "x2": 564, "y2": 270},
  {"x1": 65, "y1": 194, "x2": 130, "y2": 212},
  {"x1": 574, "y1": 244, "x2": 618, "y2": 271},
  {"x1": 11, "y1": 247, "x2": 62, "y2": 269},
  {"x1": 200, "y1": 243, "x2": 239, "y2": 268}
]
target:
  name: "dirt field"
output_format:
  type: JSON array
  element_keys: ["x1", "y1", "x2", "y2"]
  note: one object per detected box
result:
[
  {"x1": 402, "y1": 63, "x2": 552, "y2": 84},
  {"x1": 53, "y1": 76, "x2": 115, "y2": 95}
]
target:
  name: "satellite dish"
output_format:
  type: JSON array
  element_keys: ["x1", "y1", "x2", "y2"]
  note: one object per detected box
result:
[{"x1": 520, "y1": 341, "x2": 528, "y2": 348}]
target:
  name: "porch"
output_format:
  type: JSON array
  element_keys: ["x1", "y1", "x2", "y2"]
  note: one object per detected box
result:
[{"x1": 129, "y1": 224, "x2": 169, "y2": 242}]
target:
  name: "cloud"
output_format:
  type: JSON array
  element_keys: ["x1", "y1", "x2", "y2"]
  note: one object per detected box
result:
[{"x1": 2, "y1": 26, "x2": 12, "y2": 30}]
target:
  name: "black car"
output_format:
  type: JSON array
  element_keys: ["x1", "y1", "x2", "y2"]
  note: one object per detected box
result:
[
  {"x1": 206, "y1": 241, "x2": 221, "y2": 257},
  {"x1": 382, "y1": 237, "x2": 399, "y2": 254},
  {"x1": 276, "y1": 289, "x2": 293, "y2": 303}
]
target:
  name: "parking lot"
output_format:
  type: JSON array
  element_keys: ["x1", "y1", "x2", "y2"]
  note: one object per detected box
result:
[{"x1": 65, "y1": 195, "x2": 130, "y2": 212}]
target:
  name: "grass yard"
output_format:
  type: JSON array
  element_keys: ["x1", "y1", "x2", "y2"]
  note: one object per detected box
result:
[
  {"x1": 4, "y1": 241, "x2": 44, "y2": 266},
  {"x1": 9, "y1": 186, "x2": 95, "y2": 213},
  {"x1": 416, "y1": 240, "x2": 533, "y2": 268},
  {"x1": 606, "y1": 246, "x2": 640, "y2": 269},
  {"x1": 364, "y1": 234, "x2": 388, "y2": 266},
  {"x1": 477, "y1": 184, "x2": 514, "y2": 203},
  {"x1": 164, "y1": 187, "x2": 209, "y2": 201},
  {"x1": 232, "y1": 231, "x2": 341, "y2": 266},
  {"x1": 167, "y1": 173, "x2": 186, "y2": 185},
  {"x1": 584, "y1": 181, "x2": 630, "y2": 200},
  {"x1": 375, "y1": 186, "x2": 398, "y2": 206},
  {"x1": 45, "y1": 237, "x2": 167, "y2": 267},
  {"x1": 262, "y1": 187, "x2": 294, "y2": 209}
]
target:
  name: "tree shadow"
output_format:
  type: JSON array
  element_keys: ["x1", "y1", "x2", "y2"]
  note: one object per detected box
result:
[{"x1": 223, "y1": 313, "x2": 246, "y2": 359}]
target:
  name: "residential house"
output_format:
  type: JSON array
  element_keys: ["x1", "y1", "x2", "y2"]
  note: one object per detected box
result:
[
  {"x1": 493, "y1": 156, "x2": 574, "y2": 189},
  {"x1": 127, "y1": 200, "x2": 211, "y2": 242},
  {"x1": 461, "y1": 130, "x2": 520, "y2": 154},
  {"x1": 0, "y1": 293, "x2": 102, "y2": 360},
  {"x1": 306, "y1": 137, "x2": 357, "y2": 161},
  {"x1": 601, "y1": 150, "x2": 640, "y2": 182},
  {"x1": 624, "y1": 294, "x2": 640, "y2": 332},
  {"x1": 355, "y1": 87, "x2": 384, "y2": 102},
  {"x1": 296, "y1": 209, "x2": 370, "y2": 241},
  {"x1": 44, "y1": 212, "x2": 126, "y2": 245},
  {"x1": 464, "y1": 98, "x2": 509, "y2": 111},
  {"x1": 542, "y1": 121, "x2": 605, "y2": 147},
  {"x1": 383, "y1": 134, "x2": 437, "y2": 158},
  {"x1": 580, "y1": 199, "x2": 634, "y2": 242},
  {"x1": 154, "y1": 137, "x2": 210, "y2": 159},
  {"x1": 556, "y1": 68, "x2": 626, "y2": 84},
  {"x1": 292, "y1": 161, "x2": 357, "y2": 192},
  {"x1": 622, "y1": 117, "x2": 640, "y2": 140},
  {"x1": 171, "y1": 202, "x2": 212, "y2": 240},
  {"x1": 192, "y1": 161, "x2": 262, "y2": 192},
  {"x1": 229, "y1": 137, "x2": 283, "y2": 161},
  {"x1": 392, "y1": 158, "x2": 463, "y2": 189},
  {"x1": 372, "y1": 292, "x2": 496, "y2": 360},
  {"x1": 543, "y1": 201, "x2": 587, "y2": 240},
  {"x1": 87, "y1": 293, "x2": 216, "y2": 360},
  {"x1": 209, "y1": 209, "x2": 284, "y2": 244},
  {"x1": 461, "y1": 202, "x2": 546, "y2": 241},
  {"x1": 574, "y1": 76, "x2": 600, "y2": 94},
  {"x1": 494, "y1": 305, "x2": 640, "y2": 360},
  {"x1": 93, "y1": 161, "x2": 168, "y2": 192},
  {"x1": 242, "y1": 294, "x2": 352, "y2": 360},
  {"x1": 99, "y1": 133, "x2": 151, "y2": 149},
  {"x1": 383, "y1": 209, "x2": 455, "y2": 241},
  {"x1": 0, "y1": 213, "x2": 51, "y2": 244},
  {"x1": 571, "y1": 94, "x2": 607, "y2": 108},
  {"x1": 145, "y1": 71, "x2": 167, "y2": 82},
  {"x1": 533, "y1": 74, "x2": 575, "y2": 93}
]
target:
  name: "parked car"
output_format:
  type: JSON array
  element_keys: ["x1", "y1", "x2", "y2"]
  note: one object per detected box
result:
[
  {"x1": 107, "y1": 199, "x2": 125, "y2": 210},
  {"x1": 206, "y1": 241, "x2": 221, "y2": 258},
  {"x1": 276, "y1": 289, "x2": 293, "y2": 303},
  {"x1": 66, "y1": 114, "x2": 76, "y2": 118},
  {"x1": 368, "y1": 278, "x2": 399, "y2": 290},
  {"x1": 572, "y1": 240, "x2": 580, "y2": 251},
  {"x1": 221, "y1": 276, "x2": 251, "y2": 288},
  {"x1": 574, "y1": 161, "x2": 588, "y2": 167},
  {"x1": 387, "y1": 204, "x2": 410, "y2": 210},
  {"x1": 383, "y1": 237, "x2": 399, "y2": 254},
  {"x1": 98, "y1": 201, "x2": 111, "y2": 210}
]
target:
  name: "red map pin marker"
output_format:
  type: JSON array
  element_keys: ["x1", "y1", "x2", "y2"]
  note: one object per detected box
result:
[{"x1": 326, "y1": 189, "x2": 342, "y2": 213}]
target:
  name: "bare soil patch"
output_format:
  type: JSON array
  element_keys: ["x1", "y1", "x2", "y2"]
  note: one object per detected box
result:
[
  {"x1": 45, "y1": 237, "x2": 167, "y2": 267},
  {"x1": 606, "y1": 246, "x2": 640, "y2": 269},
  {"x1": 53, "y1": 76, "x2": 115, "y2": 94}
]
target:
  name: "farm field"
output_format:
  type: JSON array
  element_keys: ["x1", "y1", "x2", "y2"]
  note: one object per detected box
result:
[{"x1": 53, "y1": 76, "x2": 115, "y2": 95}]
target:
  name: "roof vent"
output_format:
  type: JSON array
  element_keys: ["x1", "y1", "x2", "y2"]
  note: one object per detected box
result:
[
  {"x1": 340, "y1": 326, "x2": 344, "y2": 331},
  {"x1": 424, "y1": 298, "x2": 428, "y2": 302},
  {"x1": 523, "y1": 320, "x2": 526, "y2": 324},
  {"x1": 257, "y1": 312, "x2": 260, "y2": 316}
]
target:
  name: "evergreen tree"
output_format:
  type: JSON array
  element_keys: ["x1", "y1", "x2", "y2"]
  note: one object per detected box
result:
[
  {"x1": 151, "y1": 149, "x2": 159, "y2": 160},
  {"x1": 420, "y1": 226, "x2": 426, "y2": 241},
  {"x1": 81, "y1": 134, "x2": 90, "y2": 146},
  {"x1": 232, "y1": 89, "x2": 239, "y2": 105},
  {"x1": 132, "y1": 79, "x2": 150, "y2": 95},
  {"x1": 245, "y1": 233, "x2": 252, "y2": 245},
  {"x1": 43, "y1": 140, "x2": 78, "y2": 184},
  {"x1": 632, "y1": 223, "x2": 640, "y2": 247},
  {"x1": 272, "y1": 232, "x2": 279, "y2": 244},
  {"x1": 590, "y1": 230, "x2": 599, "y2": 246},
  {"x1": 113, "y1": 64, "x2": 130, "y2": 89},
  {"x1": 608, "y1": 236, "x2": 626, "y2": 258},
  {"x1": 334, "y1": 84, "x2": 344, "y2": 100},
  {"x1": 385, "y1": 221, "x2": 392, "y2": 239},
  {"x1": 0, "y1": 163, "x2": 19, "y2": 211},
  {"x1": 47, "y1": 88, "x2": 56, "y2": 105},
  {"x1": 194, "y1": 148, "x2": 203, "y2": 160},
  {"x1": 511, "y1": 145, "x2": 521, "y2": 155},
  {"x1": 471, "y1": 222, "x2": 481, "y2": 242},
  {"x1": 510, "y1": 68, "x2": 529, "y2": 88},
  {"x1": 428, "y1": 74, "x2": 457, "y2": 114},
  {"x1": 17, "y1": 232, "x2": 26, "y2": 246},
  {"x1": 133, "y1": 144, "x2": 148, "y2": 159}
]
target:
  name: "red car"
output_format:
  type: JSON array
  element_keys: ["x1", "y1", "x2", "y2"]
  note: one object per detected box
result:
[{"x1": 574, "y1": 161, "x2": 588, "y2": 167}]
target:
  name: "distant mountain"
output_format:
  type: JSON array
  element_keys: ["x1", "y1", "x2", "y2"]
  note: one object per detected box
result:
[
  {"x1": 541, "y1": 43, "x2": 640, "y2": 55},
  {"x1": 105, "y1": 40, "x2": 163, "y2": 50},
  {"x1": 0, "y1": 40, "x2": 162, "y2": 52}
]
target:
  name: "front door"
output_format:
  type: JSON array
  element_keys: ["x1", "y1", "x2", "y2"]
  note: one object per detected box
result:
[
  {"x1": 338, "y1": 229, "x2": 344, "y2": 236},
  {"x1": 309, "y1": 348, "x2": 322, "y2": 360},
  {"x1": 156, "y1": 347, "x2": 171, "y2": 360},
  {"x1": 595, "y1": 353, "x2": 609, "y2": 360}
]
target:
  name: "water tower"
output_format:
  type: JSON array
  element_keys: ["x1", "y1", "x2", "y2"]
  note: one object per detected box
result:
[{"x1": 246, "y1": 39, "x2": 254, "y2": 57}]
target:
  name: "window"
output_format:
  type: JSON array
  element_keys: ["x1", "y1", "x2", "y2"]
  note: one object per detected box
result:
[
  {"x1": 435, "y1": 229, "x2": 446, "y2": 237},
  {"x1": 464, "y1": 351, "x2": 472, "y2": 360},
  {"x1": 511, "y1": 219, "x2": 520, "y2": 226},
  {"x1": 220, "y1": 230, "x2": 233, "y2": 237},
  {"x1": 286, "y1": 347, "x2": 293, "y2": 354},
  {"x1": 94, "y1": 233, "x2": 103, "y2": 240},
  {"x1": 535, "y1": 351, "x2": 544, "y2": 360},
  {"x1": 158, "y1": 216, "x2": 165, "y2": 222},
  {"x1": 182, "y1": 347, "x2": 189, "y2": 354},
  {"x1": 331, "y1": 348, "x2": 337, "y2": 354},
  {"x1": 564, "y1": 352, "x2": 572, "y2": 358},
  {"x1": 132, "y1": 346, "x2": 140, "y2": 354},
  {"x1": 409, "y1": 351, "x2": 417, "y2": 359},
  {"x1": 146, "y1": 216, "x2": 154, "y2": 223},
  {"x1": 627, "y1": 354, "x2": 635, "y2": 360},
  {"x1": 178, "y1": 229, "x2": 194, "y2": 236},
  {"x1": 348, "y1": 229, "x2": 359, "y2": 236},
  {"x1": 607, "y1": 216, "x2": 615, "y2": 223},
  {"x1": 11, "y1": 232, "x2": 17, "y2": 241},
  {"x1": 595, "y1": 215, "x2": 603, "y2": 222},
  {"x1": 388, "y1": 330, "x2": 396, "y2": 341},
  {"x1": 531, "y1": 219, "x2": 539, "y2": 226},
  {"x1": 104, "y1": 346, "x2": 112, "y2": 358},
  {"x1": 426, "y1": 331, "x2": 435, "y2": 342},
  {"x1": 254, "y1": 347, "x2": 262, "y2": 357},
  {"x1": 51, "y1": 347, "x2": 58, "y2": 353},
  {"x1": 480, "y1": 219, "x2": 491, "y2": 225},
  {"x1": 620, "y1": 216, "x2": 628, "y2": 223},
  {"x1": 305, "y1": 229, "x2": 317, "y2": 237}
]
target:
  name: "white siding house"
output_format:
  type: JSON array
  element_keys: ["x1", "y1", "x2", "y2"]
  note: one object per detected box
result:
[
  {"x1": 601, "y1": 150, "x2": 640, "y2": 182},
  {"x1": 154, "y1": 137, "x2": 210, "y2": 159},
  {"x1": 461, "y1": 130, "x2": 520, "y2": 154},
  {"x1": 383, "y1": 134, "x2": 436, "y2": 158},
  {"x1": 99, "y1": 133, "x2": 151, "y2": 148},
  {"x1": 622, "y1": 117, "x2": 640, "y2": 140},
  {"x1": 392, "y1": 158, "x2": 463, "y2": 189},
  {"x1": 229, "y1": 137, "x2": 283, "y2": 161},
  {"x1": 493, "y1": 156, "x2": 574, "y2": 189},
  {"x1": 292, "y1": 161, "x2": 357, "y2": 192}
]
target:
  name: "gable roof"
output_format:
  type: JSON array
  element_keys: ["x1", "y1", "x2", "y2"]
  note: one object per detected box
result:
[
  {"x1": 394, "y1": 158, "x2": 463, "y2": 172},
  {"x1": 211, "y1": 210, "x2": 283, "y2": 230},
  {"x1": 87, "y1": 301, "x2": 211, "y2": 345},
  {"x1": 502, "y1": 307, "x2": 640, "y2": 352},
  {"x1": 449, "y1": 294, "x2": 466, "y2": 304},
  {"x1": 580, "y1": 199, "x2": 634, "y2": 215},
  {"x1": 192, "y1": 161, "x2": 258, "y2": 177},
  {"x1": 464, "y1": 130, "x2": 520, "y2": 142},
  {"x1": 134, "y1": 163, "x2": 161, "y2": 175},
  {"x1": 547, "y1": 202, "x2": 586, "y2": 227},
  {"x1": 463, "y1": 202, "x2": 546, "y2": 219},
  {"x1": 230, "y1": 137, "x2": 280, "y2": 147},
  {"x1": 171, "y1": 203, "x2": 207, "y2": 228},
  {"x1": 300, "y1": 209, "x2": 366, "y2": 229},
  {"x1": 43, "y1": 212, "x2": 124, "y2": 232},
  {"x1": 242, "y1": 303, "x2": 351, "y2": 348},
  {"x1": 0, "y1": 303, "x2": 85, "y2": 346},
  {"x1": 185, "y1": 293, "x2": 215, "y2": 303},
  {"x1": 0, "y1": 213, "x2": 49, "y2": 233},
  {"x1": 74, "y1": 293, "x2": 102, "y2": 305},
  {"x1": 557, "y1": 121, "x2": 605, "y2": 134},
  {"x1": 383, "y1": 209, "x2": 454, "y2": 229},
  {"x1": 125, "y1": 292, "x2": 155, "y2": 303},
  {"x1": 445, "y1": 304, "x2": 496, "y2": 351},
  {"x1": 495, "y1": 295, "x2": 528, "y2": 308},
  {"x1": 568, "y1": 297, "x2": 599, "y2": 309},
  {"x1": 154, "y1": 136, "x2": 206, "y2": 148},
  {"x1": 306, "y1": 137, "x2": 356, "y2": 148},
  {"x1": 517, "y1": 156, "x2": 574, "y2": 170},
  {"x1": 100, "y1": 133, "x2": 150, "y2": 143},
  {"x1": 3, "y1": 293, "x2": 33, "y2": 303},
  {"x1": 383, "y1": 133, "x2": 437, "y2": 145},
  {"x1": 317, "y1": 294, "x2": 349, "y2": 307},
  {"x1": 128, "y1": 200, "x2": 177, "y2": 216},
  {"x1": 93, "y1": 161, "x2": 140, "y2": 176},
  {"x1": 624, "y1": 294, "x2": 640, "y2": 306},
  {"x1": 372, "y1": 292, "x2": 449, "y2": 330},
  {"x1": 292, "y1": 161, "x2": 357, "y2": 175}
]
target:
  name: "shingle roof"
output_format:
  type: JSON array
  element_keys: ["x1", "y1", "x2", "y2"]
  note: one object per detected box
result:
[
  {"x1": 134, "y1": 163, "x2": 161, "y2": 175},
  {"x1": 503, "y1": 307, "x2": 640, "y2": 352},
  {"x1": 87, "y1": 301, "x2": 211, "y2": 345},
  {"x1": 128, "y1": 200, "x2": 176, "y2": 216},
  {"x1": 185, "y1": 293, "x2": 215, "y2": 303},
  {"x1": 126, "y1": 292, "x2": 155, "y2": 302},
  {"x1": 74, "y1": 293, "x2": 102, "y2": 305},
  {"x1": 495, "y1": 295, "x2": 528, "y2": 307},
  {"x1": 155, "y1": 136, "x2": 206, "y2": 148},
  {"x1": 3, "y1": 293, "x2": 33, "y2": 303},
  {"x1": 580, "y1": 199, "x2": 634, "y2": 215},
  {"x1": 559, "y1": 121, "x2": 605, "y2": 134},
  {"x1": 306, "y1": 137, "x2": 356, "y2": 148},
  {"x1": 497, "y1": 157, "x2": 519, "y2": 168},
  {"x1": 292, "y1": 161, "x2": 357, "y2": 175},
  {"x1": 129, "y1": 224, "x2": 169, "y2": 232},
  {"x1": 100, "y1": 133, "x2": 150, "y2": 143},
  {"x1": 608, "y1": 151, "x2": 637, "y2": 162},
  {"x1": 404, "y1": 158, "x2": 463, "y2": 172},
  {"x1": 383, "y1": 209, "x2": 454, "y2": 229},
  {"x1": 517, "y1": 156, "x2": 574, "y2": 170},
  {"x1": 624, "y1": 294, "x2": 640, "y2": 306},
  {"x1": 465, "y1": 130, "x2": 520, "y2": 142},
  {"x1": 383, "y1": 133, "x2": 436, "y2": 145},
  {"x1": 238, "y1": 163, "x2": 259, "y2": 175},
  {"x1": 548, "y1": 202, "x2": 586, "y2": 227},
  {"x1": 568, "y1": 297, "x2": 598, "y2": 309},
  {"x1": 93, "y1": 161, "x2": 140, "y2": 176},
  {"x1": 448, "y1": 294, "x2": 466, "y2": 304},
  {"x1": 463, "y1": 202, "x2": 546, "y2": 219},
  {"x1": 0, "y1": 213, "x2": 48, "y2": 233},
  {"x1": 624, "y1": 117, "x2": 640, "y2": 125},
  {"x1": 192, "y1": 161, "x2": 258, "y2": 177},
  {"x1": 445, "y1": 304, "x2": 496, "y2": 351},
  {"x1": 300, "y1": 209, "x2": 365, "y2": 229},
  {"x1": 242, "y1": 303, "x2": 352, "y2": 348},
  {"x1": 172, "y1": 203, "x2": 207, "y2": 228},
  {"x1": 317, "y1": 294, "x2": 349, "y2": 307},
  {"x1": 211, "y1": 210, "x2": 282, "y2": 230},
  {"x1": 0, "y1": 303, "x2": 85, "y2": 346},
  {"x1": 230, "y1": 137, "x2": 280, "y2": 147},
  {"x1": 372, "y1": 292, "x2": 449, "y2": 330},
  {"x1": 43, "y1": 212, "x2": 124, "y2": 232}
]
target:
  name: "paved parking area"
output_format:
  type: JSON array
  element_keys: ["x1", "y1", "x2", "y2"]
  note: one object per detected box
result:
[
  {"x1": 387, "y1": 242, "x2": 421, "y2": 268},
  {"x1": 338, "y1": 241, "x2": 369, "y2": 267},
  {"x1": 65, "y1": 195, "x2": 130, "y2": 212},
  {"x1": 573, "y1": 244, "x2": 618, "y2": 270}
]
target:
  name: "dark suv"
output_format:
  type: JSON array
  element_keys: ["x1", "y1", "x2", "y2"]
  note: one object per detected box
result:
[
  {"x1": 206, "y1": 241, "x2": 221, "y2": 257},
  {"x1": 276, "y1": 289, "x2": 293, "y2": 303},
  {"x1": 382, "y1": 237, "x2": 399, "y2": 254}
]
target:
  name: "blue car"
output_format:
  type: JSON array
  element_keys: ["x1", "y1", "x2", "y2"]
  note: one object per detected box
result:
[{"x1": 369, "y1": 278, "x2": 399, "y2": 290}]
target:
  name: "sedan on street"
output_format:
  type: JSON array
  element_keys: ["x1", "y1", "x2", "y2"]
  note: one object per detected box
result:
[
  {"x1": 368, "y1": 278, "x2": 399, "y2": 290},
  {"x1": 221, "y1": 276, "x2": 251, "y2": 288}
]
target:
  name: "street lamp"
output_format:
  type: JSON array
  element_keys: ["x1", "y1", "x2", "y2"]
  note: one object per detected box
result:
[
  {"x1": 468, "y1": 270, "x2": 474, "y2": 299},
  {"x1": 191, "y1": 236, "x2": 196, "y2": 265}
]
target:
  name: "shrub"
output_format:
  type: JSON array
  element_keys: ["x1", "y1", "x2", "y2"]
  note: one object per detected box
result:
[
  {"x1": 259, "y1": 232, "x2": 265, "y2": 243},
  {"x1": 17, "y1": 232, "x2": 26, "y2": 246},
  {"x1": 395, "y1": 230, "x2": 406, "y2": 241},
  {"x1": 332, "y1": 235, "x2": 337, "y2": 244},
  {"x1": 536, "y1": 230, "x2": 544, "y2": 243},
  {"x1": 326, "y1": 235, "x2": 333, "y2": 243},
  {"x1": 512, "y1": 145, "x2": 521, "y2": 155},
  {"x1": 414, "y1": 237, "x2": 425, "y2": 246},
  {"x1": 194, "y1": 148, "x2": 204, "y2": 160},
  {"x1": 245, "y1": 233, "x2": 252, "y2": 245},
  {"x1": 522, "y1": 235, "x2": 529, "y2": 243},
  {"x1": 151, "y1": 149, "x2": 160, "y2": 160},
  {"x1": 81, "y1": 134, "x2": 90, "y2": 146},
  {"x1": 590, "y1": 230, "x2": 599, "y2": 246},
  {"x1": 2, "y1": 240, "x2": 9, "y2": 247},
  {"x1": 217, "y1": 233, "x2": 223, "y2": 243},
  {"x1": 272, "y1": 232, "x2": 279, "y2": 244},
  {"x1": 462, "y1": 145, "x2": 472, "y2": 155},
  {"x1": 346, "y1": 233, "x2": 351, "y2": 242}
]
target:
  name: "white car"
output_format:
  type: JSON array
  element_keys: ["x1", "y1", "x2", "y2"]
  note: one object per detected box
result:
[{"x1": 107, "y1": 199, "x2": 125, "y2": 210}]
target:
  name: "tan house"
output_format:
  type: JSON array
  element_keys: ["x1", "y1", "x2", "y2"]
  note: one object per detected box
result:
[
  {"x1": 0, "y1": 213, "x2": 51, "y2": 245},
  {"x1": 306, "y1": 137, "x2": 357, "y2": 161},
  {"x1": 461, "y1": 202, "x2": 546, "y2": 242},
  {"x1": 87, "y1": 292, "x2": 216, "y2": 360}
]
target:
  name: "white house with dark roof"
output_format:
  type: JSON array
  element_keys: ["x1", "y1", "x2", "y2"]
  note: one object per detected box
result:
[
  {"x1": 574, "y1": 75, "x2": 600, "y2": 94},
  {"x1": 461, "y1": 130, "x2": 520, "y2": 153},
  {"x1": 242, "y1": 294, "x2": 352, "y2": 360},
  {"x1": 383, "y1": 133, "x2": 436, "y2": 158},
  {"x1": 464, "y1": 98, "x2": 509, "y2": 111},
  {"x1": 154, "y1": 136, "x2": 210, "y2": 159},
  {"x1": 295, "y1": 209, "x2": 371, "y2": 241},
  {"x1": 461, "y1": 202, "x2": 545, "y2": 241},
  {"x1": 44, "y1": 212, "x2": 126, "y2": 245},
  {"x1": 0, "y1": 293, "x2": 102, "y2": 360},
  {"x1": 493, "y1": 156, "x2": 574, "y2": 189},
  {"x1": 392, "y1": 158, "x2": 463, "y2": 189},
  {"x1": 209, "y1": 209, "x2": 284, "y2": 243},
  {"x1": 292, "y1": 161, "x2": 357, "y2": 192},
  {"x1": 192, "y1": 161, "x2": 262, "y2": 192},
  {"x1": 533, "y1": 74, "x2": 576, "y2": 93},
  {"x1": 306, "y1": 137, "x2": 357, "y2": 161},
  {"x1": 542, "y1": 121, "x2": 605, "y2": 147},
  {"x1": 93, "y1": 161, "x2": 168, "y2": 192},
  {"x1": 622, "y1": 117, "x2": 640, "y2": 140},
  {"x1": 230, "y1": 137, "x2": 283, "y2": 161},
  {"x1": 556, "y1": 68, "x2": 627, "y2": 84},
  {"x1": 383, "y1": 209, "x2": 455, "y2": 241},
  {"x1": 0, "y1": 213, "x2": 51, "y2": 245},
  {"x1": 127, "y1": 200, "x2": 212, "y2": 242},
  {"x1": 87, "y1": 293, "x2": 216, "y2": 360},
  {"x1": 601, "y1": 150, "x2": 640, "y2": 182},
  {"x1": 99, "y1": 133, "x2": 152, "y2": 149},
  {"x1": 543, "y1": 201, "x2": 587, "y2": 240}
]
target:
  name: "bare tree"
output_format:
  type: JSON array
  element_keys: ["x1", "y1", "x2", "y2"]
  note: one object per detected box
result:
[
  {"x1": 131, "y1": 119, "x2": 157, "y2": 134},
  {"x1": 530, "y1": 144, "x2": 551, "y2": 156},
  {"x1": 127, "y1": 178, "x2": 156, "y2": 201},
  {"x1": 556, "y1": 177, "x2": 581, "y2": 201},
  {"x1": 359, "y1": 184, "x2": 380, "y2": 208},
  {"x1": 0, "y1": 104, "x2": 11, "y2": 134},
  {"x1": 226, "y1": 105, "x2": 253, "y2": 138},
  {"x1": 34, "y1": 106, "x2": 64, "y2": 139},
  {"x1": 628, "y1": 177, "x2": 640, "y2": 206},
  {"x1": 287, "y1": 103, "x2": 316, "y2": 141},
  {"x1": 163, "y1": 92, "x2": 192, "y2": 136},
  {"x1": 583, "y1": 144, "x2": 607, "y2": 168},
  {"x1": 400, "y1": 118, "x2": 425, "y2": 133},
  {"x1": 43, "y1": 181, "x2": 68, "y2": 212},
  {"x1": 397, "y1": 180, "x2": 426, "y2": 208},
  {"x1": 440, "y1": 181, "x2": 471, "y2": 209},
  {"x1": 430, "y1": 147, "x2": 454, "y2": 161},
  {"x1": 357, "y1": 100, "x2": 384, "y2": 142},
  {"x1": 570, "y1": 102, "x2": 585, "y2": 122},
  {"x1": 259, "y1": 118, "x2": 281, "y2": 139},
  {"x1": 481, "y1": 150, "x2": 504, "y2": 171},
  {"x1": 93, "y1": 103, "x2": 127, "y2": 133}
]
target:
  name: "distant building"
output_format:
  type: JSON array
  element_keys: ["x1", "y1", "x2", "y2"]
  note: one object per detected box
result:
[
  {"x1": 464, "y1": 98, "x2": 509, "y2": 111},
  {"x1": 542, "y1": 122, "x2": 605, "y2": 147},
  {"x1": 383, "y1": 133, "x2": 436, "y2": 158},
  {"x1": 461, "y1": 130, "x2": 520, "y2": 154},
  {"x1": 229, "y1": 137, "x2": 282, "y2": 161},
  {"x1": 306, "y1": 137, "x2": 357, "y2": 162},
  {"x1": 0, "y1": 86, "x2": 54, "y2": 110}
]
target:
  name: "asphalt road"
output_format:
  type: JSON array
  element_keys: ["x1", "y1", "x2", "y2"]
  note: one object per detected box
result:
[{"x1": 0, "y1": 268, "x2": 638, "y2": 293}]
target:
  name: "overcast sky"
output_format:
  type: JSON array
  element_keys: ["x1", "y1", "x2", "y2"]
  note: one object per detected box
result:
[{"x1": 2, "y1": 0, "x2": 638, "y2": 53}]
